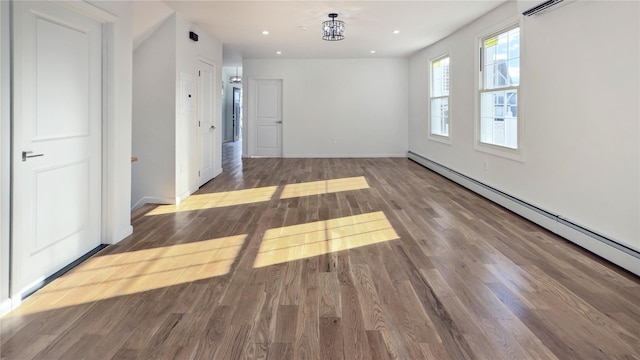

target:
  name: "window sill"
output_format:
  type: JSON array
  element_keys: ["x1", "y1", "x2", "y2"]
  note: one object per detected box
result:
[
  {"x1": 428, "y1": 134, "x2": 452, "y2": 146},
  {"x1": 474, "y1": 141, "x2": 524, "y2": 162}
]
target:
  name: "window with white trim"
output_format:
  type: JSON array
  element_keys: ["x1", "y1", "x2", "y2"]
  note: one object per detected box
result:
[
  {"x1": 430, "y1": 55, "x2": 450, "y2": 137},
  {"x1": 480, "y1": 26, "x2": 519, "y2": 149}
]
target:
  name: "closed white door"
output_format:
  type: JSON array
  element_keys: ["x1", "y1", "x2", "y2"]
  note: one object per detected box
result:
[
  {"x1": 250, "y1": 79, "x2": 282, "y2": 157},
  {"x1": 12, "y1": 2, "x2": 103, "y2": 296},
  {"x1": 198, "y1": 59, "x2": 216, "y2": 187}
]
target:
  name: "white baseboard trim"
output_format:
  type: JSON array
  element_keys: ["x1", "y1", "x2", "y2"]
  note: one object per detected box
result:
[
  {"x1": 176, "y1": 190, "x2": 191, "y2": 204},
  {"x1": 1, "y1": 297, "x2": 11, "y2": 317},
  {"x1": 282, "y1": 153, "x2": 407, "y2": 158},
  {"x1": 131, "y1": 196, "x2": 174, "y2": 212},
  {"x1": 408, "y1": 151, "x2": 640, "y2": 276},
  {"x1": 108, "y1": 225, "x2": 133, "y2": 245}
]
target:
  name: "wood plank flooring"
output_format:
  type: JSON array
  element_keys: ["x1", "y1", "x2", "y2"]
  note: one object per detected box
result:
[{"x1": 2, "y1": 141, "x2": 639, "y2": 359}]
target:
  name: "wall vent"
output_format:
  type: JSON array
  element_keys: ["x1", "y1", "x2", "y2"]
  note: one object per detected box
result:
[{"x1": 519, "y1": 0, "x2": 576, "y2": 17}]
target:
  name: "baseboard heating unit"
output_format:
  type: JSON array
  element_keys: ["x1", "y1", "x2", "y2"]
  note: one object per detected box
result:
[{"x1": 407, "y1": 151, "x2": 640, "y2": 276}]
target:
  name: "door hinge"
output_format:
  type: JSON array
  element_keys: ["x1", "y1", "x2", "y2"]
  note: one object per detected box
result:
[
  {"x1": 198, "y1": 170, "x2": 200, "y2": 176},
  {"x1": 199, "y1": 121, "x2": 201, "y2": 127},
  {"x1": 199, "y1": 70, "x2": 201, "y2": 76}
]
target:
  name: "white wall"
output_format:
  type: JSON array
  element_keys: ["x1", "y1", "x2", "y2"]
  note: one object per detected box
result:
[
  {"x1": 132, "y1": 0, "x2": 173, "y2": 50},
  {"x1": 409, "y1": 1, "x2": 640, "y2": 251},
  {"x1": 132, "y1": 16, "x2": 177, "y2": 207},
  {"x1": 132, "y1": 13, "x2": 223, "y2": 208},
  {"x1": 175, "y1": 14, "x2": 223, "y2": 200},
  {"x1": 243, "y1": 59, "x2": 409, "y2": 157},
  {"x1": 1, "y1": 0, "x2": 11, "y2": 314}
]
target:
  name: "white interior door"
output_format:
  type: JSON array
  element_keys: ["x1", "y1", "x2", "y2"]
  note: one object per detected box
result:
[
  {"x1": 198, "y1": 59, "x2": 216, "y2": 187},
  {"x1": 250, "y1": 79, "x2": 282, "y2": 157},
  {"x1": 12, "y1": 1, "x2": 103, "y2": 296}
]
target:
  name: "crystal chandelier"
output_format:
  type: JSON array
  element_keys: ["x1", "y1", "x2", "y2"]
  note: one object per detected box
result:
[{"x1": 322, "y1": 13, "x2": 344, "y2": 41}]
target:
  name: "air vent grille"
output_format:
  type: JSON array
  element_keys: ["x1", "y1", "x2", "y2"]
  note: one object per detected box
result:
[{"x1": 522, "y1": 0, "x2": 565, "y2": 16}]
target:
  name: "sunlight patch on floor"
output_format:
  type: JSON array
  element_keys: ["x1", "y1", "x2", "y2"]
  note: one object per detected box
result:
[
  {"x1": 145, "y1": 176, "x2": 369, "y2": 216},
  {"x1": 8, "y1": 235, "x2": 247, "y2": 316},
  {"x1": 280, "y1": 176, "x2": 369, "y2": 199},
  {"x1": 146, "y1": 186, "x2": 278, "y2": 215},
  {"x1": 254, "y1": 211, "x2": 399, "y2": 268}
]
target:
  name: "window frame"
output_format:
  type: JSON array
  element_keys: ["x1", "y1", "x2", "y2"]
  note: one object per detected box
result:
[
  {"x1": 474, "y1": 18, "x2": 524, "y2": 161},
  {"x1": 428, "y1": 53, "x2": 451, "y2": 145}
]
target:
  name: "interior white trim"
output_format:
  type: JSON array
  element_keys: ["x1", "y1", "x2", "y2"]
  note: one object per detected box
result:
[
  {"x1": 408, "y1": 151, "x2": 640, "y2": 276},
  {"x1": 101, "y1": 10, "x2": 133, "y2": 245},
  {"x1": 282, "y1": 153, "x2": 408, "y2": 158},
  {"x1": 51, "y1": 1, "x2": 117, "y2": 23},
  {"x1": 0, "y1": 298, "x2": 11, "y2": 317},
  {"x1": 0, "y1": 0, "x2": 11, "y2": 318},
  {"x1": 131, "y1": 196, "x2": 174, "y2": 211},
  {"x1": 177, "y1": 190, "x2": 191, "y2": 204},
  {"x1": 112, "y1": 225, "x2": 134, "y2": 244}
]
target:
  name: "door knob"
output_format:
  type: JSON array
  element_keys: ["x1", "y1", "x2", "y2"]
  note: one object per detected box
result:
[
  {"x1": 276, "y1": 121, "x2": 282, "y2": 124},
  {"x1": 211, "y1": 125, "x2": 216, "y2": 129},
  {"x1": 22, "y1": 151, "x2": 44, "y2": 162}
]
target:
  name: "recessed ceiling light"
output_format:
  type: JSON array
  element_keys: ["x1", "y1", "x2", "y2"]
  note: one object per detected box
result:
[
  {"x1": 370, "y1": 50, "x2": 376, "y2": 54},
  {"x1": 393, "y1": 30, "x2": 400, "y2": 34},
  {"x1": 276, "y1": 51, "x2": 282, "y2": 55},
  {"x1": 262, "y1": 30, "x2": 269, "y2": 35}
]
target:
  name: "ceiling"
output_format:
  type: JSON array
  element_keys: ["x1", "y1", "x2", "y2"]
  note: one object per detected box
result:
[{"x1": 137, "y1": 1, "x2": 507, "y2": 67}]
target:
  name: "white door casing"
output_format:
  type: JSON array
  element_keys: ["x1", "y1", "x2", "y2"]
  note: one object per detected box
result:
[
  {"x1": 197, "y1": 59, "x2": 217, "y2": 187},
  {"x1": 12, "y1": 1, "x2": 102, "y2": 296},
  {"x1": 249, "y1": 79, "x2": 282, "y2": 157}
]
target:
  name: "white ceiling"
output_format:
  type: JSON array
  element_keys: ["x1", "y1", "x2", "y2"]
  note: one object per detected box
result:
[{"x1": 138, "y1": 1, "x2": 507, "y2": 67}]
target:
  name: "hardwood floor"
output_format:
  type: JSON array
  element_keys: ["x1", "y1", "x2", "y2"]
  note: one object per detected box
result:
[{"x1": 2, "y1": 141, "x2": 639, "y2": 359}]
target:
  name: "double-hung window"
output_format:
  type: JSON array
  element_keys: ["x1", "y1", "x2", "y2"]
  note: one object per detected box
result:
[
  {"x1": 430, "y1": 55, "x2": 450, "y2": 138},
  {"x1": 480, "y1": 26, "x2": 520, "y2": 149}
]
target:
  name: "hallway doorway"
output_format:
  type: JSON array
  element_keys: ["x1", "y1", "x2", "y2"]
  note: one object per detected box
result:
[{"x1": 233, "y1": 87, "x2": 242, "y2": 142}]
